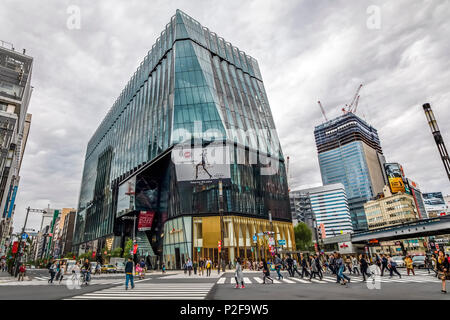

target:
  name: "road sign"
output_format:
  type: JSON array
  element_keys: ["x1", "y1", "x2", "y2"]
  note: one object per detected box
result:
[
  {"x1": 197, "y1": 247, "x2": 201, "y2": 252},
  {"x1": 278, "y1": 239, "x2": 286, "y2": 246},
  {"x1": 22, "y1": 233, "x2": 28, "y2": 240},
  {"x1": 253, "y1": 235, "x2": 257, "y2": 242}
]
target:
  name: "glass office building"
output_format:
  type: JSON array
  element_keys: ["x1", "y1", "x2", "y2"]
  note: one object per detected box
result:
[
  {"x1": 73, "y1": 10, "x2": 294, "y2": 268},
  {"x1": 291, "y1": 183, "x2": 353, "y2": 237},
  {"x1": 314, "y1": 113, "x2": 386, "y2": 231}
]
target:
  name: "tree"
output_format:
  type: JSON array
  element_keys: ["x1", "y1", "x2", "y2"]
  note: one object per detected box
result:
[
  {"x1": 123, "y1": 239, "x2": 133, "y2": 259},
  {"x1": 294, "y1": 222, "x2": 313, "y2": 251}
]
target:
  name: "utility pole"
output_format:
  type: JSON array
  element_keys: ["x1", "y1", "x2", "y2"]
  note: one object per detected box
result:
[
  {"x1": 422, "y1": 103, "x2": 450, "y2": 181},
  {"x1": 14, "y1": 207, "x2": 46, "y2": 277}
]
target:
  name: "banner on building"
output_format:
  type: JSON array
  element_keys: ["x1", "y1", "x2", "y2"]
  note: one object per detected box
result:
[
  {"x1": 384, "y1": 163, "x2": 406, "y2": 194},
  {"x1": 422, "y1": 192, "x2": 447, "y2": 213},
  {"x1": 138, "y1": 211, "x2": 155, "y2": 231},
  {"x1": 11, "y1": 241, "x2": 19, "y2": 254},
  {"x1": 117, "y1": 176, "x2": 136, "y2": 217},
  {"x1": 172, "y1": 143, "x2": 231, "y2": 186}
]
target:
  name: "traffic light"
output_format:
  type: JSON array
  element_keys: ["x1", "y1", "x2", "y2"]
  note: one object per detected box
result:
[{"x1": 218, "y1": 240, "x2": 222, "y2": 252}]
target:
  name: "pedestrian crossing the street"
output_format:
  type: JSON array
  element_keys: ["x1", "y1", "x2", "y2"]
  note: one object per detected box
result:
[
  {"x1": 66, "y1": 282, "x2": 215, "y2": 300},
  {"x1": 216, "y1": 270, "x2": 441, "y2": 286}
]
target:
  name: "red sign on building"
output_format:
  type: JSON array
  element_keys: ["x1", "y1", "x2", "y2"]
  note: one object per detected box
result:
[{"x1": 138, "y1": 211, "x2": 155, "y2": 231}]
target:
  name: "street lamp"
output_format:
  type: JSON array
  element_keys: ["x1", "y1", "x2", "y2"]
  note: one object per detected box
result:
[{"x1": 218, "y1": 179, "x2": 225, "y2": 273}]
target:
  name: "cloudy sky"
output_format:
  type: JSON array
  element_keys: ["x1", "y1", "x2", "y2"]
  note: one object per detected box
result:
[{"x1": 1, "y1": 0, "x2": 449, "y2": 232}]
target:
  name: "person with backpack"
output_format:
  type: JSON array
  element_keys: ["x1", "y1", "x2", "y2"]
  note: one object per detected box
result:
[
  {"x1": 274, "y1": 254, "x2": 283, "y2": 280},
  {"x1": 387, "y1": 255, "x2": 401, "y2": 278},
  {"x1": 300, "y1": 253, "x2": 310, "y2": 278},
  {"x1": 336, "y1": 253, "x2": 350, "y2": 285},
  {"x1": 234, "y1": 257, "x2": 245, "y2": 289},
  {"x1": 18, "y1": 263, "x2": 26, "y2": 281},
  {"x1": 262, "y1": 259, "x2": 274, "y2": 284},
  {"x1": 125, "y1": 257, "x2": 135, "y2": 290},
  {"x1": 206, "y1": 258, "x2": 212, "y2": 277}
]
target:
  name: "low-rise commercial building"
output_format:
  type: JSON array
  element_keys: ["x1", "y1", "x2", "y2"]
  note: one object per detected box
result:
[{"x1": 365, "y1": 186, "x2": 419, "y2": 230}]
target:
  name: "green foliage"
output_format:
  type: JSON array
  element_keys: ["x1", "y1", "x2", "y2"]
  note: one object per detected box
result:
[
  {"x1": 110, "y1": 247, "x2": 123, "y2": 258},
  {"x1": 64, "y1": 252, "x2": 75, "y2": 259},
  {"x1": 123, "y1": 239, "x2": 133, "y2": 259},
  {"x1": 294, "y1": 222, "x2": 313, "y2": 250},
  {"x1": 78, "y1": 250, "x2": 92, "y2": 261}
]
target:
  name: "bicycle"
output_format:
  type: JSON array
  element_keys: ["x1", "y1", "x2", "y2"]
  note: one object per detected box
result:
[{"x1": 80, "y1": 270, "x2": 91, "y2": 286}]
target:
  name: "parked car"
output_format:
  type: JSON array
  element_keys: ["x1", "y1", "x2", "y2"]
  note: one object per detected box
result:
[
  {"x1": 101, "y1": 264, "x2": 117, "y2": 273},
  {"x1": 412, "y1": 255, "x2": 426, "y2": 269},
  {"x1": 392, "y1": 256, "x2": 405, "y2": 267}
]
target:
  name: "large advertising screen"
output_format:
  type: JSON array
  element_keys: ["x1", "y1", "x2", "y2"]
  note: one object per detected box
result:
[
  {"x1": 384, "y1": 163, "x2": 406, "y2": 193},
  {"x1": 116, "y1": 176, "x2": 136, "y2": 217},
  {"x1": 422, "y1": 192, "x2": 447, "y2": 212},
  {"x1": 172, "y1": 143, "x2": 231, "y2": 186}
]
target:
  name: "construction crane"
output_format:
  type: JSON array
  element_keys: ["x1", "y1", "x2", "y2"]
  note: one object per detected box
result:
[
  {"x1": 352, "y1": 95, "x2": 360, "y2": 114},
  {"x1": 317, "y1": 101, "x2": 328, "y2": 122},
  {"x1": 342, "y1": 84, "x2": 363, "y2": 114}
]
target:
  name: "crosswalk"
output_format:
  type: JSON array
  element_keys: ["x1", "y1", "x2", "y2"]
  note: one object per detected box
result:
[
  {"x1": 66, "y1": 281, "x2": 215, "y2": 300},
  {"x1": 217, "y1": 271, "x2": 441, "y2": 285}
]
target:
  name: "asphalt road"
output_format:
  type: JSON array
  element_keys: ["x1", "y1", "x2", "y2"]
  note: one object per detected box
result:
[{"x1": 0, "y1": 269, "x2": 448, "y2": 300}]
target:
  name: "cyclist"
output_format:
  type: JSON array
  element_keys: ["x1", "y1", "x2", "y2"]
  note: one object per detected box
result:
[{"x1": 81, "y1": 259, "x2": 92, "y2": 285}]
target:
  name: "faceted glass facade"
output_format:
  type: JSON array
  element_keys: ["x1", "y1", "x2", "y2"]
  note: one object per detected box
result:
[{"x1": 73, "y1": 10, "x2": 291, "y2": 252}]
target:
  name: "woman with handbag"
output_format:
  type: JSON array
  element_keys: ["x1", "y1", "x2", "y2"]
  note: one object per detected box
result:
[{"x1": 437, "y1": 250, "x2": 449, "y2": 294}]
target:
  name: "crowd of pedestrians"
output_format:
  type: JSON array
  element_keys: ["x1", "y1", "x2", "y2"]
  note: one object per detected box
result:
[{"x1": 227, "y1": 250, "x2": 450, "y2": 293}]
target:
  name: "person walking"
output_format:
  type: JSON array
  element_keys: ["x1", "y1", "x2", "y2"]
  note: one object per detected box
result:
[
  {"x1": 81, "y1": 259, "x2": 91, "y2": 285},
  {"x1": 193, "y1": 261, "x2": 198, "y2": 275},
  {"x1": 336, "y1": 253, "x2": 350, "y2": 285},
  {"x1": 431, "y1": 254, "x2": 438, "y2": 277},
  {"x1": 161, "y1": 261, "x2": 166, "y2": 274},
  {"x1": 186, "y1": 258, "x2": 193, "y2": 276},
  {"x1": 262, "y1": 260, "x2": 274, "y2": 284},
  {"x1": 404, "y1": 255, "x2": 415, "y2": 276},
  {"x1": 380, "y1": 254, "x2": 389, "y2": 276},
  {"x1": 300, "y1": 253, "x2": 310, "y2": 278},
  {"x1": 309, "y1": 254, "x2": 321, "y2": 281},
  {"x1": 199, "y1": 258, "x2": 204, "y2": 276},
  {"x1": 18, "y1": 263, "x2": 26, "y2": 281},
  {"x1": 351, "y1": 256, "x2": 360, "y2": 275},
  {"x1": 125, "y1": 257, "x2": 135, "y2": 290},
  {"x1": 285, "y1": 254, "x2": 294, "y2": 277},
  {"x1": 387, "y1": 255, "x2": 401, "y2": 278},
  {"x1": 206, "y1": 258, "x2": 212, "y2": 277},
  {"x1": 274, "y1": 254, "x2": 283, "y2": 280},
  {"x1": 234, "y1": 257, "x2": 245, "y2": 289},
  {"x1": 292, "y1": 259, "x2": 302, "y2": 277},
  {"x1": 48, "y1": 261, "x2": 57, "y2": 284},
  {"x1": 437, "y1": 250, "x2": 449, "y2": 294},
  {"x1": 424, "y1": 255, "x2": 432, "y2": 275},
  {"x1": 359, "y1": 254, "x2": 372, "y2": 282},
  {"x1": 345, "y1": 255, "x2": 352, "y2": 275},
  {"x1": 329, "y1": 253, "x2": 336, "y2": 275}
]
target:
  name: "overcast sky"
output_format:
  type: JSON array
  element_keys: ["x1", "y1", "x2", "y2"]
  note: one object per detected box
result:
[{"x1": 1, "y1": 0, "x2": 449, "y2": 232}]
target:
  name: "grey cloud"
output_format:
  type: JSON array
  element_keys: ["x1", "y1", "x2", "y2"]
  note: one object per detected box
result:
[{"x1": 2, "y1": 0, "x2": 449, "y2": 231}]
